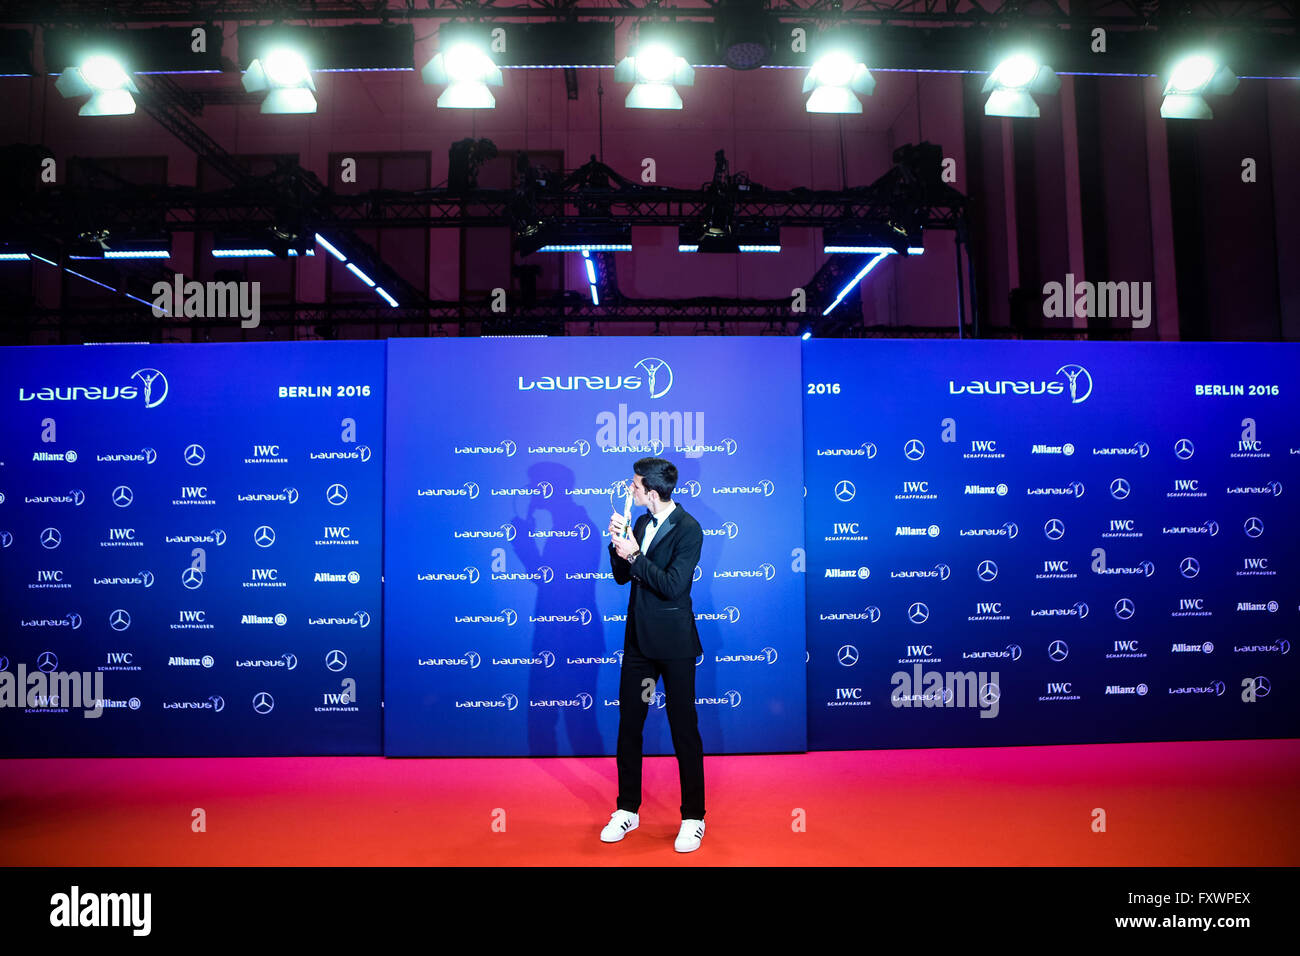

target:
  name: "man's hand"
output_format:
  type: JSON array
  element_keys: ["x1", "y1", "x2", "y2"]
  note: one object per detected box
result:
[
  {"x1": 611, "y1": 532, "x2": 639, "y2": 561},
  {"x1": 608, "y1": 511, "x2": 628, "y2": 539}
]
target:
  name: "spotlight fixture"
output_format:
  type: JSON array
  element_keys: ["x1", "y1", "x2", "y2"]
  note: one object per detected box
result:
[
  {"x1": 716, "y1": 0, "x2": 775, "y2": 70},
  {"x1": 55, "y1": 53, "x2": 139, "y2": 116},
  {"x1": 213, "y1": 234, "x2": 314, "y2": 258},
  {"x1": 803, "y1": 35, "x2": 875, "y2": 114},
  {"x1": 1160, "y1": 52, "x2": 1237, "y2": 119},
  {"x1": 614, "y1": 28, "x2": 694, "y2": 109},
  {"x1": 982, "y1": 51, "x2": 1059, "y2": 118},
  {"x1": 422, "y1": 39, "x2": 503, "y2": 109},
  {"x1": 678, "y1": 223, "x2": 780, "y2": 253},
  {"x1": 823, "y1": 221, "x2": 923, "y2": 256},
  {"x1": 242, "y1": 47, "x2": 317, "y2": 113}
]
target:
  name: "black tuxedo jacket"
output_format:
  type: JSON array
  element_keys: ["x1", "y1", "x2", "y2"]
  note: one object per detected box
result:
[{"x1": 609, "y1": 504, "x2": 703, "y2": 660}]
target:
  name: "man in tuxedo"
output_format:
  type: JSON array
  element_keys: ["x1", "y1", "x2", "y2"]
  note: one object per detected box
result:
[{"x1": 600, "y1": 457, "x2": 706, "y2": 853}]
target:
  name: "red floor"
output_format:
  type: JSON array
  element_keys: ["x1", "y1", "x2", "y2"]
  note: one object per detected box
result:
[{"x1": 2, "y1": 739, "x2": 1296, "y2": 866}]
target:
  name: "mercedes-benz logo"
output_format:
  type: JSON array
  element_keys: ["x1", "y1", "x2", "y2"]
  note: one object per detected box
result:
[
  {"x1": 181, "y1": 567, "x2": 203, "y2": 589},
  {"x1": 980, "y1": 683, "x2": 1000, "y2": 705},
  {"x1": 37, "y1": 651, "x2": 58, "y2": 672},
  {"x1": 907, "y1": 602, "x2": 929, "y2": 624},
  {"x1": 1174, "y1": 438, "x2": 1195, "y2": 460},
  {"x1": 254, "y1": 525, "x2": 276, "y2": 547},
  {"x1": 1179, "y1": 557, "x2": 1200, "y2": 579},
  {"x1": 1044, "y1": 518, "x2": 1065, "y2": 540},
  {"x1": 977, "y1": 560, "x2": 998, "y2": 582},
  {"x1": 1048, "y1": 640, "x2": 1069, "y2": 662},
  {"x1": 326, "y1": 483, "x2": 348, "y2": 506},
  {"x1": 326, "y1": 649, "x2": 348, "y2": 672},
  {"x1": 253, "y1": 692, "x2": 274, "y2": 715},
  {"x1": 1109, "y1": 478, "x2": 1131, "y2": 500},
  {"x1": 184, "y1": 444, "x2": 206, "y2": 466},
  {"x1": 109, "y1": 609, "x2": 131, "y2": 631},
  {"x1": 111, "y1": 485, "x2": 134, "y2": 507},
  {"x1": 40, "y1": 527, "x2": 62, "y2": 549},
  {"x1": 834, "y1": 480, "x2": 855, "y2": 502},
  {"x1": 837, "y1": 645, "x2": 859, "y2": 666},
  {"x1": 1252, "y1": 676, "x2": 1271, "y2": 698},
  {"x1": 904, "y1": 439, "x2": 925, "y2": 461},
  {"x1": 1244, "y1": 517, "x2": 1264, "y2": 538},
  {"x1": 1114, "y1": 598, "x2": 1135, "y2": 620}
]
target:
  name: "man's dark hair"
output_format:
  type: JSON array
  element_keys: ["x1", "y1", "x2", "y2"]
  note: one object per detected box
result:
[{"x1": 634, "y1": 457, "x2": 677, "y2": 501}]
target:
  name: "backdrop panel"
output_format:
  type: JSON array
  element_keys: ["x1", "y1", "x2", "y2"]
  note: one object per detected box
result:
[
  {"x1": 384, "y1": 337, "x2": 807, "y2": 756},
  {"x1": 804, "y1": 339, "x2": 1299, "y2": 749},
  {"x1": 0, "y1": 342, "x2": 384, "y2": 756}
]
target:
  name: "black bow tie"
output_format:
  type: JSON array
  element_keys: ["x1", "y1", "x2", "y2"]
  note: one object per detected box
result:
[{"x1": 648, "y1": 515, "x2": 659, "y2": 528}]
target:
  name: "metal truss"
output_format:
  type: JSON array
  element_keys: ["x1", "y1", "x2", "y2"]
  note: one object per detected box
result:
[{"x1": 2, "y1": 0, "x2": 1294, "y2": 26}]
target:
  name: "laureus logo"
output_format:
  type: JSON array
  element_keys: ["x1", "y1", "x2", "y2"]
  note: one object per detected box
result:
[
  {"x1": 1056, "y1": 365, "x2": 1092, "y2": 404},
  {"x1": 634, "y1": 357, "x2": 673, "y2": 399}
]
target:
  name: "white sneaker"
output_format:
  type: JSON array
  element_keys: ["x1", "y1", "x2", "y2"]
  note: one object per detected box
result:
[
  {"x1": 675, "y1": 819, "x2": 705, "y2": 853},
  {"x1": 600, "y1": 810, "x2": 639, "y2": 843}
]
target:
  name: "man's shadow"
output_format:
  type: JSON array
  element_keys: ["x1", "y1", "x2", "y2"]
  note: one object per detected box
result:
[{"x1": 508, "y1": 461, "x2": 604, "y2": 759}]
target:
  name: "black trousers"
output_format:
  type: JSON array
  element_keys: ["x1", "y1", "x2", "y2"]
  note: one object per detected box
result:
[{"x1": 615, "y1": 632, "x2": 706, "y2": 821}]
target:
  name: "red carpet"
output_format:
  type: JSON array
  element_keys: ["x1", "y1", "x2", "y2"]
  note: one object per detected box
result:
[{"x1": 2, "y1": 739, "x2": 1296, "y2": 866}]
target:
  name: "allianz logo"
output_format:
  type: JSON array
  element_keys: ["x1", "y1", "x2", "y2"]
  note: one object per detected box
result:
[
  {"x1": 417, "y1": 652, "x2": 482, "y2": 667},
  {"x1": 239, "y1": 613, "x2": 288, "y2": 626},
  {"x1": 455, "y1": 439, "x2": 517, "y2": 457},
  {"x1": 896, "y1": 525, "x2": 941, "y2": 537},
  {"x1": 417, "y1": 567, "x2": 481, "y2": 583},
  {"x1": 714, "y1": 648, "x2": 778, "y2": 664},
  {"x1": 964, "y1": 483, "x2": 1008, "y2": 496}
]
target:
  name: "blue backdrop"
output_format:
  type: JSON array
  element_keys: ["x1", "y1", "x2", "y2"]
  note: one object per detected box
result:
[
  {"x1": 803, "y1": 339, "x2": 1299, "y2": 749},
  {"x1": 0, "y1": 342, "x2": 384, "y2": 756},
  {"x1": 383, "y1": 337, "x2": 807, "y2": 756}
]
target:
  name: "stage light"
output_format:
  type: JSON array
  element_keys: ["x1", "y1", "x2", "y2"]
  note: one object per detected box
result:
[
  {"x1": 803, "y1": 39, "x2": 875, "y2": 114},
  {"x1": 346, "y1": 262, "x2": 376, "y2": 287},
  {"x1": 213, "y1": 234, "x2": 314, "y2": 258},
  {"x1": 716, "y1": 0, "x2": 774, "y2": 70},
  {"x1": 375, "y1": 287, "x2": 398, "y2": 308},
  {"x1": 823, "y1": 221, "x2": 922, "y2": 257},
  {"x1": 422, "y1": 40, "x2": 503, "y2": 109},
  {"x1": 801, "y1": 328, "x2": 812, "y2": 341},
  {"x1": 55, "y1": 53, "x2": 139, "y2": 116},
  {"x1": 314, "y1": 234, "x2": 347, "y2": 262},
  {"x1": 823, "y1": 251, "x2": 891, "y2": 316},
  {"x1": 582, "y1": 249, "x2": 600, "y2": 305},
  {"x1": 982, "y1": 51, "x2": 1059, "y2": 118},
  {"x1": 1160, "y1": 52, "x2": 1237, "y2": 119},
  {"x1": 615, "y1": 31, "x2": 694, "y2": 110},
  {"x1": 678, "y1": 223, "x2": 779, "y2": 253},
  {"x1": 242, "y1": 47, "x2": 317, "y2": 113}
]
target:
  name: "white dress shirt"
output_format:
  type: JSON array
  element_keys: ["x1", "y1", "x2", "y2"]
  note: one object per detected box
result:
[{"x1": 638, "y1": 499, "x2": 676, "y2": 554}]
